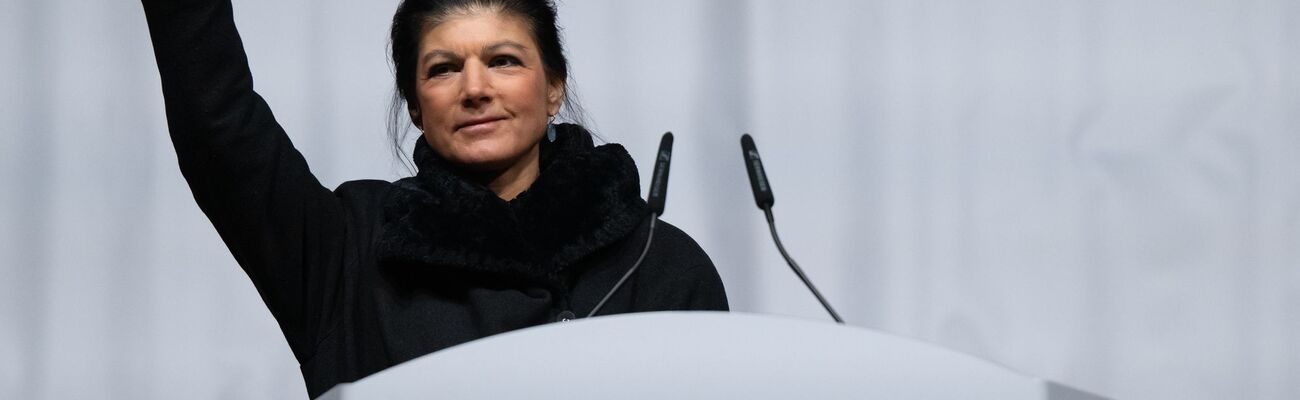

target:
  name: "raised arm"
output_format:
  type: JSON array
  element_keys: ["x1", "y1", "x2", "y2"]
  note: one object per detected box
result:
[{"x1": 142, "y1": 0, "x2": 344, "y2": 361}]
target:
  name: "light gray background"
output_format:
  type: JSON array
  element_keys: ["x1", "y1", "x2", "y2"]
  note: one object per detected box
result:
[{"x1": 2, "y1": 0, "x2": 1297, "y2": 399}]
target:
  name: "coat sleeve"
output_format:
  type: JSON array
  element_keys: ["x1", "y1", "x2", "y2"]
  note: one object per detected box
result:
[{"x1": 142, "y1": 0, "x2": 345, "y2": 362}]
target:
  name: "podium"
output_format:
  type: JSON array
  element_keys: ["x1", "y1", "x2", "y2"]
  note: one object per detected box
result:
[{"x1": 318, "y1": 312, "x2": 1106, "y2": 400}]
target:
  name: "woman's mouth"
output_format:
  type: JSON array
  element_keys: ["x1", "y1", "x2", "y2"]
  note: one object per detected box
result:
[{"x1": 456, "y1": 116, "x2": 508, "y2": 134}]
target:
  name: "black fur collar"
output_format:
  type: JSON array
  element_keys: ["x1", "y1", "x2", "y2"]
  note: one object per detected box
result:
[{"x1": 375, "y1": 124, "x2": 648, "y2": 288}]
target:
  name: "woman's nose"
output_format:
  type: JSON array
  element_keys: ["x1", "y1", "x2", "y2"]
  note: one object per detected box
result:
[{"x1": 461, "y1": 60, "x2": 493, "y2": 108}]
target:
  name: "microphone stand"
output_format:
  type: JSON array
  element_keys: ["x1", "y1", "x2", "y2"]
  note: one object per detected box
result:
[
  {"x1": 587, "y1": 216, "x2": 657, "y2": 318},
  {"x1": 762, "y1": 207, "x2": 844, "y2": 324},
  {"x1": 587, "y1": 132, "x2": 673, "y2": 318},
  {"x1": 742, "y1": 133, "x2": 845, "y2": 324}
]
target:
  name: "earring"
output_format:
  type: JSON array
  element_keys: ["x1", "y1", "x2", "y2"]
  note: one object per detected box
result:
[{"x1": 546, "y1": 118, "x2": 557, "y2": 142}]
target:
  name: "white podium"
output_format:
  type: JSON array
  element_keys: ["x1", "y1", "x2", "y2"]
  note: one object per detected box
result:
[{"x1": 318, "y1": 312, "x2": 1106, "y2": 400}]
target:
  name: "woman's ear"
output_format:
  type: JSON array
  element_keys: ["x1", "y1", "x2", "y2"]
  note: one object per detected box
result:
[
  {"x1": 547, "y1": 81, "x2": 565, "y2": 116},
  {"x1": 408, "y1": 104, "x2": 423, "y2": 130}
]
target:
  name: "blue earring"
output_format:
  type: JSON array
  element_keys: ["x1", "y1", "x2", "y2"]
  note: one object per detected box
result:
[{"x1": 546, "y1": 121, "x2": 557, "y2": 142}]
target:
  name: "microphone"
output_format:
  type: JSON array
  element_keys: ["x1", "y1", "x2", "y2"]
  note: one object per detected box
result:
[
  {"x1": 646, "y1": 132, "x2": 674, "y2": 215},
  {"x1": 739, "y1": 134, "x2": 845, "y2": 324},
  {"x1": 740, "y1": 134, "x2": 774, "y2": 209},
  {"x1": 587, "y1": 132, "x2": 673, "y2": 318}
]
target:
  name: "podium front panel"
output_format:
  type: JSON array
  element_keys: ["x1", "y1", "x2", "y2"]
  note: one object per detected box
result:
[{"x1": 319, "y1": 312, "x2": 1106, "y2": 400}]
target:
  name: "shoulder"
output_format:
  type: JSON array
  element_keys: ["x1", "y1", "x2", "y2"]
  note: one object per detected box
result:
[
  {"x1": 639, "y1": 219, "x2": 729, "y2": 310},
  {"x1": 332, "y1": 179, "x2": 398, "y2": 221},
  {"x1": 646, "y1": 219, "x2": 713, "y2": 272},
  {"x1": 334, "y1": 179, "x2": 395, "y2": 200}
]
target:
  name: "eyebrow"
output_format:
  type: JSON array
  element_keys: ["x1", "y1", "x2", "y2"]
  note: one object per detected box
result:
[{"x1": 420, "y1": 40, "x2": 531, "y2": 66}]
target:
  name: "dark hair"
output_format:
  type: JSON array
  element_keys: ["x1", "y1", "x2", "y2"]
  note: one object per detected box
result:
[{"x1": 386, "y1": 0, "x2": 588, "y2": 169}]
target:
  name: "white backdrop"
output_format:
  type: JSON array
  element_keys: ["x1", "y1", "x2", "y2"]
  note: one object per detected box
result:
[{"x1": 2, "y1": 0, "x2": 1298, "y2": 399}]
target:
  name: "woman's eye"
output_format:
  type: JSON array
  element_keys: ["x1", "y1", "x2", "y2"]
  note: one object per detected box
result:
[
  {"x1": 427, "y1": 63, "x2": 455, "y2": 78},
  {"x1": 489, "y1": 56, "x2": 521, "y2": 68}
]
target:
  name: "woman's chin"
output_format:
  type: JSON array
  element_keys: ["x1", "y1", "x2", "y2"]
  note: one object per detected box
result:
[
  {"x1": 452, "y1": 156, "x2": 511, "y2": 172},
  {"x1": 447, "y1": 145, "x2": 532, "y2": 172}
]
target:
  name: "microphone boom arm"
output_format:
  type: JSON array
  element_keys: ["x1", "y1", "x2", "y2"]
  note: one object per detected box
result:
[
  {"x1": 742, "y1": 134, "x2": 844, "y2": 324},
  {"x1": 763, "y1": 207, "x2": 845, "y2": 324}
]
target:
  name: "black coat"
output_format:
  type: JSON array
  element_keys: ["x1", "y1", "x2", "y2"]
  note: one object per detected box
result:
[{"x1": 141, "y1": 0, "x2": 729, "y2": 397}]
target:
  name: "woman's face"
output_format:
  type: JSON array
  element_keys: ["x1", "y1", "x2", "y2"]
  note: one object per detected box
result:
[{"x1": 413, "y1": 10, "x2": 563, "y2": 171}]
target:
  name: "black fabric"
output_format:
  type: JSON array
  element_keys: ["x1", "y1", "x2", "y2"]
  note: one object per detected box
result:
[
  {"x1": 141, "y1": 1, "x2": 728, "y2": 398},
  {"x1": 377, "y1": 124, "x2": 650, "y2": 291}
]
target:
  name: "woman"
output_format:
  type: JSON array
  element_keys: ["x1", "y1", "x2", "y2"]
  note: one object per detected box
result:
[{"x1": 141, "y1": 0, "x2": 728, "y2": 397}]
